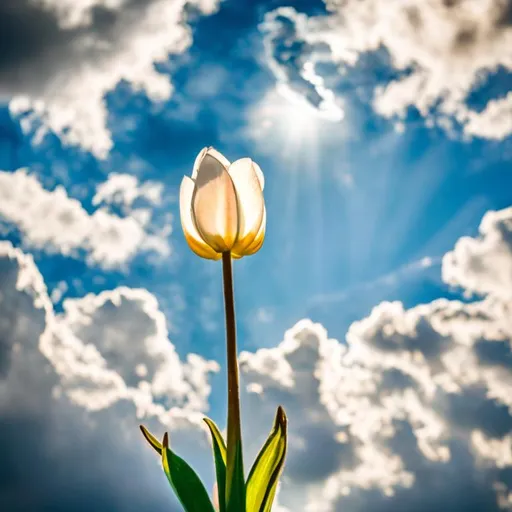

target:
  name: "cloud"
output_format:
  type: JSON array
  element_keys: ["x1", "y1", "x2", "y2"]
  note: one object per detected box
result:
[
  {"x1": 259, "y1": 8, "x2": 344, "y2": 122},
  {"x1": 55, "y1": 286, "x2": 219, "y2": 413},
  {"x1": 0, "y1": 168, "x2": 170, "y2": 268},
  {"x1": 0, "y1": 240, "x2": 218, "y2": 510},
  {"x1": 2, "y1": 195, "x2": 510, "y2": 511},
  {"x1": 93, "y1": 172, "x2": 163, "y2": 209},
  {"x1": 240, "y1": 206, "x2": 512, "y2": 511},
  {"x1": 261, "y1": 2, "x2": 512, "y2": 139},
  {"x1": 464, "y1": 92, "x2": 512, "y2": 140},
  {"x1": 2, "y1": 0, "x2": 220, "y2": 157},
  {"x1": 443, "y1": 206, "x2": 512, "y2": 300},
  {"x1": 0, "y1": 239, "x2": 219, "y2": 427}
]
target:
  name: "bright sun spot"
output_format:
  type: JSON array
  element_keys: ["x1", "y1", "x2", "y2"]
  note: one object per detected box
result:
[{"x1": 248, "y1": 84, "x2": 345, "y2": 167}]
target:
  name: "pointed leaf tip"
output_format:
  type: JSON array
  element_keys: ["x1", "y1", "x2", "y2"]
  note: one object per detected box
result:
[
  {"x1": 160, "y1": 431, "x2": 216, "y2": 512},
  {"x1": 276, "y1": 406, "x2": 287, "y2": 429},
  {"x1": 246, "y1": 407, "x2": 288, "y2": 512},
  {"x1": 140, "y1": 424, "x2": 163, "y2": 455}
]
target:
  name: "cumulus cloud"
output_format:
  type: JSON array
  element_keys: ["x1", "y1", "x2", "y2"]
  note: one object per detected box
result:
[
  {"x1": 443, "y1": 206, "x2": 512, "y2": 299},
  {"x1": 0, "y1": 240, "x2": 218, "y2": 510},
  {"x1": 0, "y1": 239, "x2": 219, "y2": 427},
  {"x1": 262, "y1": 1, "x2": 512, "y2": 139},
  {"x1": 464, "y1": 92, "x2": 512, "y2": 140},
  {"x1": 240, "y1": 206, "x2": 512, "y2": 512},
  {"x1": 2, "y1": 200, "x2": 511, "y2": 511},
  {"x1": 2, "y1": 0, "x2": 220, "y2": 157},
  {"x1": 0, "y1": 168, "x2": 170, "y2": 268},
  {"x1": 55, "y1": 286, "x2": 218, "y2": 413},
  {"x1": 93, "y1": 173, "x2": 163, "y2": 208}
]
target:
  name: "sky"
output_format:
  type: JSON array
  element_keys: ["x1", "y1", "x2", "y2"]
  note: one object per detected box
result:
[{"x1": 0, "y1": 0, "x2": 511, "y2": 511}]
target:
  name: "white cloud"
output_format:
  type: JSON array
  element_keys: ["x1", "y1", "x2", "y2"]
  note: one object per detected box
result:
[
  {"x1": 464, "y1": 91, "x2": 512, "y2": 140},
  {"x1": 240, "y1": 206, "x2": 512, "y2": 511},
  {"x1": 0, "y1": 168, "x2": 170, "y2": 268},
  {"x1": 56, "y1": 286, "x2": 219, "y2": 413},
  {"x1": 443, "y1": 206, "x2": 512, "y2": 299},
  {"x1": 472, "y1": 430, "x2": 512, "y2": 469},
  {"x1": 93, "y1": 173, "x2": 163, "y2": 208},
  {"x1": 4, "y1": 0, "x2": 220, "y2": 157},
  {"x1": 259, "y1": 8, "x2": 344, "y2": 123},
  {"x1": 0, "y1": 240, "x2": 219, "y2": 510},
  {"x1": 262, "y1": 1, "x2": 512, "y2": 139}
]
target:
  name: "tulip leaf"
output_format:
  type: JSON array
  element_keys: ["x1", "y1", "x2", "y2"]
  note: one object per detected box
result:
[
  {"x1": 161, "y1": 432, "x2": 216, "y2": 512},
  {"x1": 226, "y1": 439, "x2": 246, "y2": 512},
  {"x1": 139, "y1": 425, "x2": 162, "y2": 455},
  {"x1": 204, "y1": 418, "x2": 227, "y2": 512},
  {"x1": 246, "y1": 406, "x2": 287, "y2": 512}
]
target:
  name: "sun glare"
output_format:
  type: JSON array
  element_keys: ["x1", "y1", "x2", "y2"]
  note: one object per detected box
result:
[
  {"x1": 247, "y1": 85, "x2": 346, "y2": 290},
  {"x1": 248, "y1": 85, "x2": 345, "y2": 168}
]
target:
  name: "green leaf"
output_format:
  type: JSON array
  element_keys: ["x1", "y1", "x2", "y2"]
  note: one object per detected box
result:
[
  {"x1": 226, "y1": 439, "x2": 246, "y2": 512},
  {"x1": 139, "y1": 425, "x2": 162, "y2": 455},
  {"x1": 246, "y1": 406, "x2": 288, "y2": 512},
  {"x1": 204, "y1": 418, "x2": 227, "y2": 512},
  {"x1": 161, "y1": 432, "x2": 216, "y2": 512}
]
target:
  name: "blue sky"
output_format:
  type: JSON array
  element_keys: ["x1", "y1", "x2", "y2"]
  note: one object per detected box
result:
[{"x1": 0, "y1": 0, "x2": 511, "y2": 511}]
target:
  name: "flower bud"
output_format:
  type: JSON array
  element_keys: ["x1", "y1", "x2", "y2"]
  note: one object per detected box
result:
[{"x1": 180, "y1": 147, "x2": 266, "y2": 260}]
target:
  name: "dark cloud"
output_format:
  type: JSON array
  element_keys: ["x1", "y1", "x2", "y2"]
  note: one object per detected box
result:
[
  {"x1": 497, "y1": 0, "x2": 512, "y2": 26},
  {"x1": 0, "y1": 2, "x2": 65, "y2": 94},
  {"x1": 1, "y1": 1, "x2": 92, "y2": 98},
  {"x1": 474, "y1": 338, "x2": 512, "y2": 369},
  {"x1": 0, "y1": 0, "x2": 155, "y2": 97},
  {"x1": 286, "y1": 423, "x2": 356, "y2": 483},
  {"x1": 0, "y1": 243, "x2": 214, "y2": 512},
  {"x1": 441, "y1": 389, "x2": 512, "y2": 438}
]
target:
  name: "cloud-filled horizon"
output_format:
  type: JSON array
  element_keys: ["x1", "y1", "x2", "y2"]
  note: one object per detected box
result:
[{"x1": 0, "y1": 1, "x2": 511, "y2": 511}]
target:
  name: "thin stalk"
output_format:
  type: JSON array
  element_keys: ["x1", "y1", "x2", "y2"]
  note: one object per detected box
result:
[{"x1": 221, "y1": 251, "x2": 244, "y2": 506}]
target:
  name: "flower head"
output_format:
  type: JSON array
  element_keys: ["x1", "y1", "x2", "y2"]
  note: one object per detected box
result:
[{"x1": 180, "y1": 147, "x2": 266, "y2": 260}]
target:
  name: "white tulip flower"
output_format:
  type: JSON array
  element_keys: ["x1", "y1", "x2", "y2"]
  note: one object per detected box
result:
[{"x1": 179, "y1": 147, "x2": 266, "y2": 260}]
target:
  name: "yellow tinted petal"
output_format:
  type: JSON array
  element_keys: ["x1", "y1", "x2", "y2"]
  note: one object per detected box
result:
[
  {"x1": 229, "y1": 158, "x2": 264, "y2": 254},
  {"x1": 179, "y1": 176, "x2": 221, "y2": 260},
  {"x1": 239, "y1": 206, "x2": 266, "y2": 256},
  {"x1": 193, "y1": 156, "x2": 238, "y2": 252}
]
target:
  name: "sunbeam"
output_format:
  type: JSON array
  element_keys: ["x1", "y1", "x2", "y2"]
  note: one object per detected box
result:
[{"x1": 248, "y1": 86, "x2": 344, "y2": 168}]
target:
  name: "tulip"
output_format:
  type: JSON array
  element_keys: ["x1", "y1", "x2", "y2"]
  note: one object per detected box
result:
[
  {"x1": 141, "y1": 147, "x2": 287, "y2": 512},
  {"x1": 179, "y1": 147, "x2": 266, "y2": 260}
]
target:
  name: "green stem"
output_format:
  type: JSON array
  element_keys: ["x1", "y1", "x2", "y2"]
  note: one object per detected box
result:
[{"x1": 221, "y1": 251, "x2": 244, "y2": 506}]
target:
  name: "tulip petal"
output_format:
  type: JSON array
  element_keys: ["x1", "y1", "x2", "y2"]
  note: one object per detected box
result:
[
  {"x1": 241, "y1": 206, "x2": 266, "y2": 256},
  {"x1": 192, "y1": 147, "x2": 230, "y2": 181},
  {"x1": 193, "y1": 155, "x2": 239, "y2": 252},
  {"x1": 252, "y1": 161, "x2": 265, "y2": 191},
  {"x1": 192, "y1": 147, "x2": 208, "y2": 181},
  {"x1": 206, "y1": 147, "x2": 231, "y2": 168},
  {"x1": 228, "y1": 158, "x2": 264, "y2": 255},
  {"x1": 180, "y1": 176, "x2": 221, "y2": 260}
]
